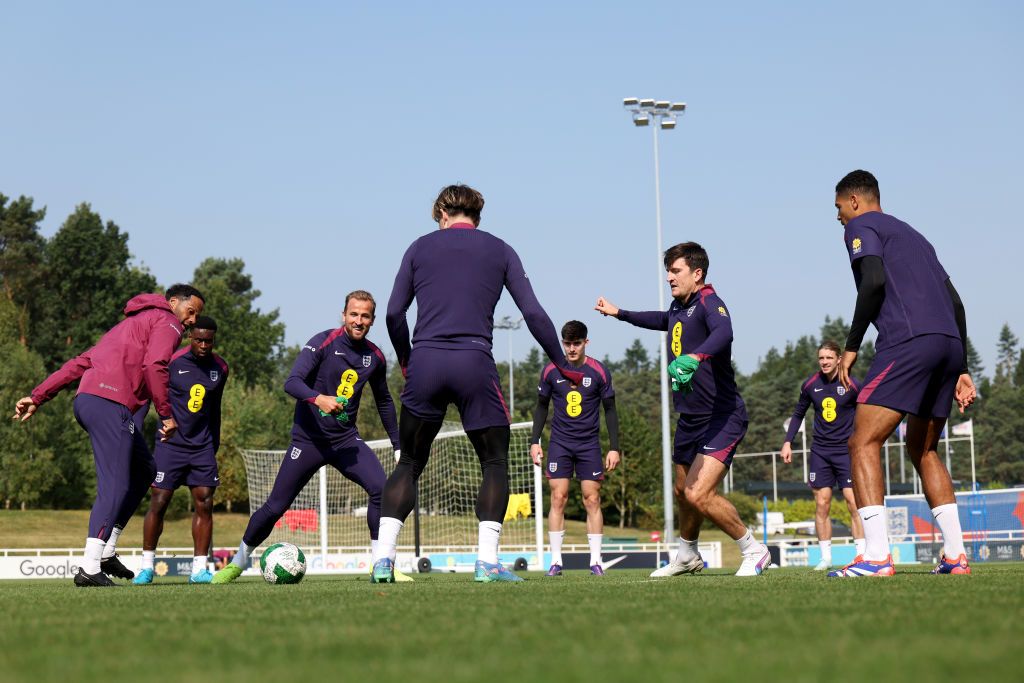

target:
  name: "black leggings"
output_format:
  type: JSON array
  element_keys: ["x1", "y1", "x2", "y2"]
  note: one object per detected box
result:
[{"x1": 381, "y1": 411, "x2": 511, "y2": 523}]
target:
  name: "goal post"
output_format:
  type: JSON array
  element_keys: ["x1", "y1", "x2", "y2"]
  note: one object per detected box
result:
[{"x1": 241, "y1": 422, "x2": 543, "y2": 567}]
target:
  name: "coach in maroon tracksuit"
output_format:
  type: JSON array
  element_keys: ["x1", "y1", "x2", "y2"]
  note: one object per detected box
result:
[{"x1": 12, "y1": 284, "x2": 205, "y2": 587}]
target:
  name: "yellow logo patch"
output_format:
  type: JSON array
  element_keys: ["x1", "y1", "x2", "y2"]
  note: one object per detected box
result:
[
  {"x1": 852, "y1": 237, "x2": 862, "y2": 254},
  {"x1": 717, "y1": 306, "x2": 728, "y2": 317}
]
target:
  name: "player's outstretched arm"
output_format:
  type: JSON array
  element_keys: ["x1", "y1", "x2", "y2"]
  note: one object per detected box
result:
[
  {"x1": 596, "y1": 296, "x2": 669, "y2": 331},
  {"x1": 28, "y1": 348, "x2": 94, "y2": 409},
  {"x1": 502, "y1": 245, "x2": 582, "y2": 383}
]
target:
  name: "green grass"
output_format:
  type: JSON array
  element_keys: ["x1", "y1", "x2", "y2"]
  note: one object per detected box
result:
[{"x1": 1, "y1": 565, "x2": 1020, "y2": 683}]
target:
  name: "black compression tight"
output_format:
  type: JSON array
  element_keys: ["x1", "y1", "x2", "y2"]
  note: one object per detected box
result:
[
  {"x1": 380, "y1": 411, "x2": 511, "y2": 524},
  {"x1": 467, "y1": 425, "x2": 511, "y2": 523}
]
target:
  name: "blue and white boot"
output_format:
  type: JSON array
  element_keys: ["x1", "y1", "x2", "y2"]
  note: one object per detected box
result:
[
  {"x1": 189, "y1": 569, "x2": 214, "y2": 584},
  {"x1": 474, "y1": 560, "x2": 524, "y2": 583},
  {"x1": 132, "y1": 568, "x2": 155, "y2": 585}
]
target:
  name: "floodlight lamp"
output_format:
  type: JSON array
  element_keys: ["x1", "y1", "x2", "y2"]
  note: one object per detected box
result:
[
  {"x1": 670, "y1": 102, "x2": 687, "y2": 112},
  {"x1": 639, "y1": 99, "x2": 655, "y2": 108},
  {"x1": 623, "y1": 97, "x2": 639, "y2": 107},
  {"x1": 633, "y1": 114, "x2": 650, "y2": 126},
  {"x1": 655, "y1": 101, "x2": 670, "y2": 109},
  {"x1": 660, "y1": 118, "x2": 676, "y2": 129}
]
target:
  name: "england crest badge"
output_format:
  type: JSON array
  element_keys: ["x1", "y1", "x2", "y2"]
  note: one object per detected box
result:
[{"x1": 362, "y1": 355, "x2": 372, "y2": 367}]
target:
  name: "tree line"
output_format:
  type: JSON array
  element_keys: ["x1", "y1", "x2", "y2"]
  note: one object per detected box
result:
[{"x1": 2, "y1": 193, "x2": 1021, "y2": 526}]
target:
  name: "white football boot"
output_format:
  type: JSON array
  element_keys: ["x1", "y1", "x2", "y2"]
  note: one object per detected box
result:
[
  {"x1": 650, "y1": 553, "x2": 704, "y2": 577},
  {"x1": 735, "y1": 545, "x2": 771, "y2": 576}
]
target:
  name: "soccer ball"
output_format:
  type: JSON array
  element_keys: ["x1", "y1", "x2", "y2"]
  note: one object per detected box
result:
[{"x1": 259, "y1": 542, "x2": 306, "y2": 584}]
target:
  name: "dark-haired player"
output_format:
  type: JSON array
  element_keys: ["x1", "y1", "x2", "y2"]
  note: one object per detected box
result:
[
  {"x1": 12, "y1": 284, "x2": 205, "y2": 587},
  {"x1": 828, "y1": 170, "x2": 976, "y2": 578},
  {"x1": 213, "y1": 291, "x2": 400, "y2": 584},
  {"x1": 134, "y1": 316, "x2": 228, "y2": 585},
  {"x1": 374, "y1": 184, "x2": 583, "y2": 584},
  {"x1": 780, "y1": 340, "x2": 865, "y2": 569},
  {"x1": 530, "y1": 321, "x2": 620, "y2": 576},
  {"x1": 596, "y1": 242, "x2": 770, "y2": 577}
]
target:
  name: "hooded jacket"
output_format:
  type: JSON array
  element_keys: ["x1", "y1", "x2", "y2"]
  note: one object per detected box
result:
[{"x1": 31, "y1": 294, "x2": 184, "y2": 417}]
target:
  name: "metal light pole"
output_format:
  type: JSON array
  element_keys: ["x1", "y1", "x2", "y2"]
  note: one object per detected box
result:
[
  {"x1": 623, "y1": 98, "x2": 686, "y2": 542},
  {"x1": 495, "y1": 316, "x2": 523, "y2": 415}
]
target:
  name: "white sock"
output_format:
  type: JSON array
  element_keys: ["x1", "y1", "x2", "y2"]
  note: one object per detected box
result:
[
  {"x1": 676, "y1": 537, "x2": 699, "y2": 563},
  {"x1": 549, "y1": 530, "x2": 565, "y2": 565},
  {"x1": 141, "y1": 550, "x2": 155, "y2": 570},
  {"x1": 819, "y1": 540, "x2": 832, "y2": 564},
  {"x1": 931, "y1": 503, "x2": 966, "y2": 558},
  {"x1": 478, "y1": 521, "x2": 502, "y2": 565},
  {"x1": 854, "y1": 537, "x2": 866, "y2": 556},
  {"x1": 102, "y1": 525, "x2": 123, "y2": 559},
  {"x1": 587, "y1": 534, "x2": 603, "y2": 567},
  {"x1": 858, "y1": 505, "x2": 890, "y2": 561},
  {"x1": 371, "y1": 539, "x2": 380, "y2": 559},
  {"x1": 376, "y1": 517, "x2": 403, "y2": 561},
  {"x1": 83, "y1": 538, "x2": 105, "y2": 574},
  {"x1": 736, "y1": 530, "x2": 759, "y2": 554},
  {"x1": 231, "y1": 541, "x2": 256, "y2": 569},
  {"x1": 192, "y1": 555, "x2": 208, "y2": 575}
]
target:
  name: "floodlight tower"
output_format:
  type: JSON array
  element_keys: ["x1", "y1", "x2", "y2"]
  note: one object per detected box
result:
[{"x1": 622, "y1": 97, "x2": 687, "y2": 543}]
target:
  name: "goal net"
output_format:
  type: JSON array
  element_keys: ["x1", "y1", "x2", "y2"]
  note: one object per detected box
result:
[{"x1": 241, "y1": 421, "x2": 540, "y2": 553}]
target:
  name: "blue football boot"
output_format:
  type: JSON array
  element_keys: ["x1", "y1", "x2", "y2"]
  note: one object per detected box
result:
[
  {"x1": 474, "y1": 560, "x2": 524, "y2": 583},
  {"x1": 189, "y1": 569, "x2": 214, "y2": 584},
  {"x1": 371, "y1": 558, "x2": 395, "y2": 584},
  {"x1": 132, "y1": 568, "x2": 155, "y2": 585}
]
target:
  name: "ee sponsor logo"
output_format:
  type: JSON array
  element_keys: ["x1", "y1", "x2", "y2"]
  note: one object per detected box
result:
[
  {"x1": 566, "y1": 390, "x2": 583, "y2": 418},
  {"x1": 822, "y1": 397, "x2": 838, "y2": 423},
  {"x1": 337, "y1": 369, "x2": 359, "y2": 400},
  {"x1": 188, "y1": 384, "x2": 207, "y2": 413}
]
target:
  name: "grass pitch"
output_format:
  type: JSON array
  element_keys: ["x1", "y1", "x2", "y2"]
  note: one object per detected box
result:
[{"x1": 1, "y1": 565, "x2": 1020, "y2": 683}]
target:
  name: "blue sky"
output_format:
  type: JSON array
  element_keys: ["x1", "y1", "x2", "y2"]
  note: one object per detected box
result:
[{"x1": 3, "y1": 1, "x2": 1020, "y2": 376}]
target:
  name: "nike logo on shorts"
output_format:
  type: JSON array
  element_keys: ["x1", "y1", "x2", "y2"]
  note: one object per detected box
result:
[
  {"x1": 703, "y1": 445, "x2": 715, "y2": 450},
  {"x1": 178, "y1": 370, "x2": 189, "y2": 374},
  {"x1": 592, "y1": 471, "x2": 602, "y2": 477}
]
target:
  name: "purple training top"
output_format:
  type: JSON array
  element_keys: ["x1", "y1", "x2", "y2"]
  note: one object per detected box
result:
[
  {"x1": 843, "y1": 211, "x2": 959, "y2": 351},
  {"x1": 164, "y1": 348, "x2": 229, "y2": 451},
  {"x1": 539, "y1": 357, "x2": 614, "y2": 448},
  {"x1": 284, "y1": 328, "x2": 399, "y2": 449},
  {"x1": 617, "y1": 284, "x2": 744, "y2": 425},
  {"x1": 784, "y1": 371, "x2": 859, "y2": 451},
  {"x1": 386, "y1": 223, "x2": 581, "y2": 384}
]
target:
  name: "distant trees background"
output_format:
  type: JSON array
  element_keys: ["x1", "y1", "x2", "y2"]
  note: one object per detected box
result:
[{"x1": 1, "y1": 191, "x2": 1021, "y2": 525}]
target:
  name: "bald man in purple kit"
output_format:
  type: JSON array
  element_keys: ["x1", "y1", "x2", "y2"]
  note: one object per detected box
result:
[
  {"x1": 372, "y1": 183, "x2": 583, "y2": 584},
  {"x1": 12, "y1": 284, "x2": 205, "y2": 587},
  {"x1": 827, "y1": 170, "x2": 976, "y2": 578}
]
